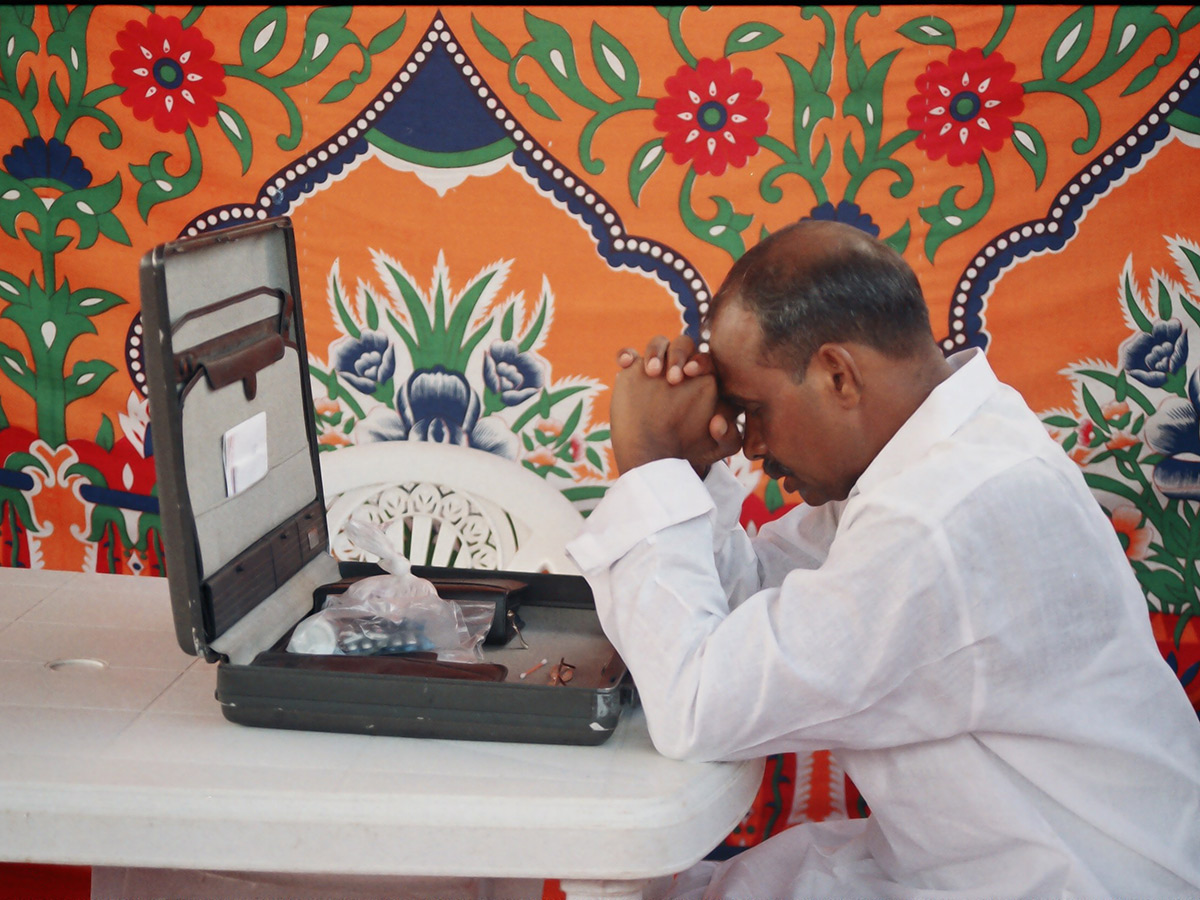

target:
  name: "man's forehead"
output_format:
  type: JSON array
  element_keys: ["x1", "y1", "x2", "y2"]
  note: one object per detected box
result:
[
  {"x1": 709, "y1": 299, "x2": 773, "y2": 362},
  {"x1": 707, "y1": 302, "x2": 768, "y2": 395}
]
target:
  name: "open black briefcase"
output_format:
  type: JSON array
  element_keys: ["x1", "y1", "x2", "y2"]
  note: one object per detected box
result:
[{"x1": 139, "y1": 216, "x2": 630, "y2": 745}]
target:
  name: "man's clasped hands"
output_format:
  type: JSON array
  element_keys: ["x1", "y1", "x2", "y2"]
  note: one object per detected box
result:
[{"x1": 610, "y1": 335, "x2": 743, "y2": 480}]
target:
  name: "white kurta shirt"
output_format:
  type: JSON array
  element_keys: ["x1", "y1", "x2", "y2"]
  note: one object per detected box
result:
[{"x1": 567, "y1": 349, "x2": 1200, "y2": 899}]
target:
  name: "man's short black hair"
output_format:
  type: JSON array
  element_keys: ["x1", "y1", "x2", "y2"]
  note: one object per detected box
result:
[{"x1": 709, "y1": 220, "x2": 934, "y2": 377}]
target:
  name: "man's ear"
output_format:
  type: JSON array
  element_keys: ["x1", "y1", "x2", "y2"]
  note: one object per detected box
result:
[{"x1": 813, "y1": 344, "x2": 863, "y2": 408}]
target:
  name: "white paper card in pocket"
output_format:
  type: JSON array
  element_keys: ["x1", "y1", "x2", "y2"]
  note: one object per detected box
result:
[{"x1": 222, "y1": 411, "x2": 269, "y2": 496}]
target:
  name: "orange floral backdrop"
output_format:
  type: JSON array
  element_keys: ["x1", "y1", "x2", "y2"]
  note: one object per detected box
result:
[{"x1": 3, "y1": 4, "x2": 1199, "y2": 854}]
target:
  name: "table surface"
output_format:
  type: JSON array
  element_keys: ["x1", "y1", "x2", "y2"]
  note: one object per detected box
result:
[{"x1": 0, "y1": 567, "x2": 762, "y2": 881}]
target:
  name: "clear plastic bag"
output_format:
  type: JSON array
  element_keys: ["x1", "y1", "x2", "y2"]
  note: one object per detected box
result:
[{"x1": 287, "y1": 519, "x2": 490, "y2": 662}]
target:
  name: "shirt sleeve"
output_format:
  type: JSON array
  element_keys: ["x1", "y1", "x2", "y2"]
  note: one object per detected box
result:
[{"x1": 567, "y1": 464, "x2": 978, "y2": 763}]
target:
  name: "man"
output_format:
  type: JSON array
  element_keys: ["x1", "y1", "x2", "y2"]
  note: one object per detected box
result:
[{"x1": 564, "y1": 220, "x2": 1200, "y2": 899}]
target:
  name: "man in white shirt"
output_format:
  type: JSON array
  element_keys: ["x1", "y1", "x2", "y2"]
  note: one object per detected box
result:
[{"x1": 565, "y1": 220, "x2": 1200, "y2": 899}]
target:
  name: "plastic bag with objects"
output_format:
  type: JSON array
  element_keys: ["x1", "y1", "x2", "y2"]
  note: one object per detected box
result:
[{"x1": 287, "y1": 518, "x2": 492, "y2": 663}]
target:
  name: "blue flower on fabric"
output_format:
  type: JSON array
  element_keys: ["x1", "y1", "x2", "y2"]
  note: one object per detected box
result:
[
  {"x1": 2, "y1": 137, "x2": 93, "y2": 190},
  {"x1": 363, "y1": 367, "x2": 517, "y2": 459},
  {"x1": 483, "y1": 340, "x2": 546, "y2": 406},
  {"x1": 400, "y1": 367, "x2": 479, "y2": 444},
  {"x1": 805, "y1": 200, "x2": 880, "y2": 237},
  {"x1": 330, "y1": 330, "x2": 396, "y2": 394},
  {"x1": 1119, "y1": 319, "x2": 1188, "y2": 388},
  {"x1": 1144, "y1": 369, "x2": 1200, "y2": 499}
]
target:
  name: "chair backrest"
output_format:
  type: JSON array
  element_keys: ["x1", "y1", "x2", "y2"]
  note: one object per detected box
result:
[{"x1": 320, "y1": 441, "x2": 584, "y2": 574}]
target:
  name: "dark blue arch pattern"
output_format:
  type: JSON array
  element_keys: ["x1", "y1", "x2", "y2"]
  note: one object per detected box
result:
[
  {"x1": 943, "y1": 57, "x2": 1200, "y2": 355},
  {"x1": 174, "y1": 12, "x2": 709, "y2": 341}
]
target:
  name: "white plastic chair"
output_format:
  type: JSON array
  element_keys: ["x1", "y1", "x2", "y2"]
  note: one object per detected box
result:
[{"x1": 320, "y1": 441, "x2": 584, "y2": 574}]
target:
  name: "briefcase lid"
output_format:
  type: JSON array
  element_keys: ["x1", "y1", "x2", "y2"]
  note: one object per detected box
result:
[{"x1": 139, "y1": 216, "x2": 334, "y2": 662}]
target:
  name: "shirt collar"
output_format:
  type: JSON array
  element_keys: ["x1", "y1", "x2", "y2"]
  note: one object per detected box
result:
[{"x1": 850, "y1": 348, "x2": 999, "y2": 499}]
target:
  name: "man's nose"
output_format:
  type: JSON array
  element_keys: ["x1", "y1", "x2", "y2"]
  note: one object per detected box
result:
[{"x1": 742, "y1": 418, "x2": 766, "y2": 459}]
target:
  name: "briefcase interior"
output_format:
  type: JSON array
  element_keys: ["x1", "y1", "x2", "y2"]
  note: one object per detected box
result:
[{"x1": 138, "y1": 216, "x2": 628, "y2": 745}]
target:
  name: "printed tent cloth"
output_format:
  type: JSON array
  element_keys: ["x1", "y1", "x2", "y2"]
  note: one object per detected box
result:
[{"x1": 2, "y1": 5, "x2": 1200, "y2": 853}]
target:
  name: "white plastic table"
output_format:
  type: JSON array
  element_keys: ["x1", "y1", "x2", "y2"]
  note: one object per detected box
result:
[{"x1": 0, "y1": 568, "x2": 762, "y2": 900}]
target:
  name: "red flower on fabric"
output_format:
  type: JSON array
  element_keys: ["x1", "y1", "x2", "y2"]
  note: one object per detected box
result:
[
  {"x1": 906, "y1": 47, "x2": 1024, "y2": 166},
  {"x1": 111, "y1": 14, "x2": 226, "y2": 134},
  {"x1": 654, "y1": 58, "x2": 769, "y2": 176}
]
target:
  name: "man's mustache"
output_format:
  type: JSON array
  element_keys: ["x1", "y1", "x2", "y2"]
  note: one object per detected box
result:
[{"x1": 762, "y1": 458, "x2": 792, "y2": 480}]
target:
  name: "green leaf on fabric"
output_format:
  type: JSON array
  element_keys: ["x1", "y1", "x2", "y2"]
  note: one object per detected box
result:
[
  {"x1": 47, "y1": 72, "x2": 68, "y2": 118},
  {"x1": 49, "y1": 174, "x2": 124, "y2": 250},
  {"x1": 1123, "y1": 269, "x2": 1154, "y2": 334},
  {"x1": 920, "y1": 160, "x2": 994, "y2": 263},
  {"x1": 523, "y1": 89, "x2": 561, "y2": 121},
  {"x1": 320, "y1": 78, "x2": 359, "y2": 105},
  {"x1": 0, "y1": 341, "x2": 33, "y2": 390},
  {"x1": 1115, "y1": 369, "x2": 1129, "y2": 403},
  {"x1": 1179, "y1": 284, "x2": 1200, "y2": 330},
  {"x1": 560, "y1": 401, "x2": 584, "y2": 443},
  {"x1": 1081, "y1": 384, "x2": 1110, "y2": 436},
  {"x1": 522, "y1": 12, "x2": 582, "y2": 88},
  {"x1": 1076, "y1": 368, "x2": 1156, "y2": 415},
  {"x1": 1075, "y1": 7, "x2": 1171, "y2": 91},
  {"x1": 629, "y1": 139, "x2": 665, "y2": 205},
  {"x1": 240, "y1": 7, "x2": 289, "y2": 70},
  {"x1": 762, "y1": 54, "x2": 833, "y2": 202},
  {"x1": 217, "y1": 104, "x2": 253, "y2": 175},
  {"x1": 897, "y1": 16, "x2": 957, "y2": 48},
  {"x1": 67, "y1": 286, "x2": 125, "y2": 318},
  {"x1": 500, "y1": 304, "x2": 516, "y2": 342},
  {"x1": 1180, "y1": 246, "x2": 1200, "y2": 294},
  {"x1": 330, "y1": 273, "x2": 361, "y2": 340},
  {"x1": 1157, "y1": 279, "x2": 1174, "y2": 321},
  {"x1": 95, "y1": 414, "x2": 114, "y2": 451},
  {"x1": 518, "y1": 11, "x2": 604, "y2": 116},
  {"x1": 1141, "y1": 567, "x2": 1188, "y2": 611},
  {"x1": 0, "y1": 270, "x2": 30, "y2": 307},
  {"x1": 724, "y1": 22, "x2": 783, "y2": 56},
  {"x1": 1042, "y1": 7, "x2": 1094, "y2": 82},
  {"x1": 130, "y1": 130, "x2": 202, "y2": 222},
  {"x1": 64, "y1": 359, "x2": 116, "y2": 403},
  {"x1": 1011, "y1": 123, "x2": 1047, "y2": 188},
  {"x1": 287, "y1": 7, "x2": 356, "y2": 84},
  {"x1": 680, "y1": 173, "x2": 750, "y2": 261},
  {"x1": 97, "y1": 211, "x2": 131, "y2": 247},
  {"x1": 472, "y1": 15, "x2": 513, "y2": 64},
  {"x1": 883, "y1": 219, "x2": 911, "y2": 255},
  {"x1": 1043, "y1": 415, "x2": 1080, "y2": 428},
  {"x1": 518, "y1": 294, "x2": 548, "y2": 353},
  {"x1": 363, "y1": 287, "x2": 380, "y2": 332},
  {"x1": 1118, "y1": 65, "x2": 1156, "y2": 97},
  {"x1": 562, "y1": 484, "x2": 609, "y2": 507},
  {"x1": 591, "y1": 24, "x2": 640, "y2": 98},
  {"x1": 0, "y1": 171, "x2": 41, "y2": 240},
  {"x1": 764, "y1": 477, "x2": 784, "y2": 512},
  {"x1": 844, "y1": 48, "x2": 899, "y2": 143},
  {"x1": 368, "y1": 13, "x2": 407, "y2": 55}
]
